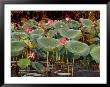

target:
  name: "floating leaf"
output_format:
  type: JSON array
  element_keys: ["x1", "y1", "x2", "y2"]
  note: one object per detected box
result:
[
  {"x1": 11, "y1": 41, "x2": 27, "y2": 56},
  {"x1": 31, "y1": 29, "x2": 44, "y2": 36},
  {"x1": 54, "y1": 21, "x2": 69, "y2": 29},
  {"x1": 59, "y1": 29, "x2": 81, "y2": 40},
  {"x1": 66, "y1": 40, "x2": 90, "y2": 57},
  {"x1": 37, "y1": 37, "x2": 62, "y2": 51},
  {"x1": 17, "y1": 58, "x2": 31, "y2": 69},
  {"x1": 80, "y1": 18, "x2": 93, "y2": 27},
  {"x1": 32, "y1": 62, "x2": 46, "y2": 73},
  {"x1": 90, "y1": 46, "x2": 100, "y2": 63},
  {"x1": 47, "y1": 29, "x2": 58, "y2": 37},
  {"x1": 89, "y1": 44, "x2": 98, "y2": 50},
  {"x1": 67, "y1": 20, "x2": 80, "y2": 29},
  {"x1": 23, "y1": 19, "x2": 37, "y2": 28},
  {"x1": 43, "y1": 23, "x2": 54, "y2": 29},
  {"x1": 11, "y1": 30, "x2": 29, "y2": 40}
]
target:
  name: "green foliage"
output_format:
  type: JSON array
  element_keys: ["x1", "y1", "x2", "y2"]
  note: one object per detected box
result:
[
  {"x1": 11, "y1": 30, "x2": 30, "y2": 40},
  {"x1": 11, "y1": 41, "x2": 27, "y2": 56},
  {"x1": 59, "y1": 29, "x2": 81, "y2": 40},
  {"x1": 90, "y1": 46, "x2": 100, "y2": 63},
  {"x1": 80, "y1": 18, "x2": 93, "y2": 27},
  {"x1": 37, "y1": 37, "x2": 62, "y2": 51},
  {"x1": 54, "y1": 21, "x2": 69, "y2": 29},
  {"x1": 32, "y1": 62, "x2": 46, "y2": 73},
  {"x1": 17, "y1": 58, "x2": 31, "y2": 69},
  {"x1": 31, "y1": 29, "x2": 44, "y2": 36},
  {"x1": 66, "y1": 40, "x2": 90, "y2": 57},
  {"x1": 47, "y1": 29, "x2": 58, "y2": 37},
  {"x1": 23, "y1": 19, "x2": 37, "y2": 28},
  {"x1": 67, "y1": 20, "x2": 80, "y2": 29}
]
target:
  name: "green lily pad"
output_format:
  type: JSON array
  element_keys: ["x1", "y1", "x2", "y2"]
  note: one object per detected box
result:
[
  {"x1": 47, "y1": 29, "x2": 58, "y2": 37},
  {"x1": 67, "y1": 20, "x2": 80, "y2": 29},
  {"x1": 23, "y1": 19, "x2": 37, "y2": 28},
  {"x1": 11, "y1": 30, "x2": 30, "y2": 40},
  {"x1": 11, "y1": 41, "x2": 27, "y2": 57},
  {"x1": 31, "y1": 29, "x2": 44, "y2": 36},
  {"x1": 32, "y1": 62, "x2": 46, "y2": 73},
  {"x1": 80, "y1": 18, "x2": 93, "y2": 27},
  {"x1": 59, "y1": 29, "x2": 81, "y2": 40},
  {"x1": 37, "y1": 37, "x2": 62, "y2": 51},
  {"x1": 17, "y1": 58, "x2": 31, "y2": 69},
  {"x1": 90, "y1": 46, "x2": 100, "y2": 63},
  {"x1": 43, "y1": 23, "x2": 54, "y2": 29},
  {"x1": 66, "y1": 40, "x2": 90, "y2": 57},
  {"x1": 54, "y1": 21, "x2": 69, "y2": 29}
]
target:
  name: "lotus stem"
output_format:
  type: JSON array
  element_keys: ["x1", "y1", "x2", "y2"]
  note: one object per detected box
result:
[
  {"x1": 68, "y1": 65, "x2": 70, "y2": 77},
  {"x1": 72, "y1": 66, "x2": 74, "y2": 77},
  {"x1": 13, "y1": 57, "x2": 14, "y2": 61},
  {"x1": 46, "y1": 51, "x2": 49, "y2": 69},
  {"x1": 72, "y1": 56, "x2": 74, "y2": 77}
]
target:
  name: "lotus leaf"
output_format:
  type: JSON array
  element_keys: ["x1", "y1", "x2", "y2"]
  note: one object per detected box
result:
[
  {"x1": 23, "y1": 19, "x2": 37, "y2": 28},
  {"x1": 54, "y1": 21, "x2": 69, "y2": 29},
  {"x1": 90, "y1": 46, "x2": 100, "y2": 63},
  {"x1": 43, "y1": 23, "x2": 54, "y2": 29},
  {"x1": 37, "y1": 37, "x2": 62, "y2": 51},
  {"x1": 67, "y1": 20, "x2": 80, "y2": 29},
  {"x1": 11, "y1": 30, "x2": 29, "y2": 40},
  {"x1": 80, "y1": 18, "x2": 93, "y2": 27},
  {"x1": 32, "y1": 62, "x2": 46, "y2": 73},
  {"x1": 47, "y1": 29, "x2": 58, "y2": 37},
  {"x1": 11, "y1": 41, "x2": 27, "y2": 56},
  {"x1": 31, "y1": 29, "x2": 44, "y2": 36},
  {"x1": 59, "y1": 29, "x2": 81, "y2": 40},
  {"x1": 17, "y1": 58, "x2": 31, "y2": 69},
  {"x1": 65, "y1": 40, "x2": 90, "y2": 57}
]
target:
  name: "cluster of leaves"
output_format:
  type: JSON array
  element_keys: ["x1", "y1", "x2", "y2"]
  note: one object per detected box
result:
[{"x1": 11, "y1": 17, "x2": 100, "y2": 75}]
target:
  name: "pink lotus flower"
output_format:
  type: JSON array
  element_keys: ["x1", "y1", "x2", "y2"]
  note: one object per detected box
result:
[
  {"x1": 48, "y1": 19, "x2": 54, "y2": 24},
  {"x1": 28, "y1": 51, "x2": 35, "y2": 60},
  {"x1": 65, "y1": 17, "x2": 70, "y2": 21},
  {"x1": 24, "y1": 27, "x2": 32, "y2": 33},
  {"x1": 58, "y1": 37, "x2": 68, "y2": 45}
]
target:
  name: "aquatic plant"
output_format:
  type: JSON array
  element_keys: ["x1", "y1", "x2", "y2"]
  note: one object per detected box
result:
[
  {"x1": 54, "y1": 21, "x2": 69, "y2": 29},
  {"x1": 32, "y1": 62, "x2": 46, "y2": 73},
  {"x1": 66, "y1": 20, "x2": 80, "y2": 29},
  {"x1": 59, "y1": 29, "x2": 81, "y2": 40},
  {"x1": 66, "y1": 40, "x2": 90, "y2": 57},
  {"x1": 11, "y1": 41, "x2": 27, "y2": 57},
  {"x1": 80, "y1": 18, "x2": 93, "y2": 28},
  {"x1": 90, "y1": 46, "x2": 100, "y2": 63},
  {"x1": 17, "y1": 58, "x2": 31, "y2": 69}
]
